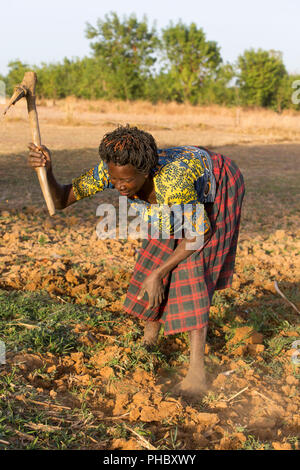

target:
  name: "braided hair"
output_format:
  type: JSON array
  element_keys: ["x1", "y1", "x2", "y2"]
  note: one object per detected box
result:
[{"x1": 99, "y1": 125, "x2": 158, "y2": 174}]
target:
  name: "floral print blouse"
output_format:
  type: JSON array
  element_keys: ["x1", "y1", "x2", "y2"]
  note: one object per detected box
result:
[{"x1": 72, "y1": 146, "x2": 216, "y2": 237}]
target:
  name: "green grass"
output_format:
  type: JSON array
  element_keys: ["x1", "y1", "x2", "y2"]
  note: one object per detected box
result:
[
  {"x1": 1, "y1": 290, "x2": 90, "y2": 355},
  {"x1": 0, "y1": 288, "x2": 189, "y2": 450},
  {"x1": 0, "y1": 288, "x2": 128, "y2": 449}
]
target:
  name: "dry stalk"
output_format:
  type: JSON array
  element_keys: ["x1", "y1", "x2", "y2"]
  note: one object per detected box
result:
[
  {"x1": 13, "y1": 429, "x2": 35, "y2": 441},
  {"x1": 274, "y1": 281, "x2": 300, "y2": 314},
  {"x1": 28, "y1": 398, "x2": 71, "y2": 410},
  {"x1": 7, "y1": 321, "x2": 40, "y2": 330},
  {"x1": 123, "y1": 423, "x2": 157, "y2": 450},
  {"x1": 0, "y1": 439, "x2": 10, "y2": 445},
  {"x1": 252, "y1": 390, "x2": 276, "y2": 403},
  {"x1": 25, "y1": 422, "x2": 62, "y2": 432},
  {"x1": 102, "y1": 412, "x2": 130, "y2": 421},
  {"x1": 226, "y1": 386, "x2": 249, "y2": 402}
]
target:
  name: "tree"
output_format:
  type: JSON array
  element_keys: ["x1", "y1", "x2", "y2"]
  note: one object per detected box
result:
[
  {"x1": 36, "y1": 62, "x2": 67, "y2": 100},
  {"x1": 5, "y1": 60, "x2": 31, "y2": 96},
  {"x1": 85, "y1": 12, "x2": 159, "y2": 100},
  {"x1": 161, "y1": 21, "x2": 222, "y2": 103},
  {"x1": 144, "y1": 71, "x2": 178, "y2": 103},
  {"x1": 199, "y1": 63, "x2": 236, "y2": 106},
  {"x1": 67, "y1": 57, "x2": 107, "y2": 99},
  {"x1": 35, "y1": 57, "x2": 107, "y2": 100},
  {"x1": 237, "y1": 49, "x2": 287, "y2": 109}
]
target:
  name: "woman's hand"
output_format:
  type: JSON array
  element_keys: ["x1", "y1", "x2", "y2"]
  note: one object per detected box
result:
[
  {"x1": 137, "y1": 271, "x2": 165, "y2": 310},
  {"x1": 28, "y1": 143, "x2": 52, "y2": 172}
]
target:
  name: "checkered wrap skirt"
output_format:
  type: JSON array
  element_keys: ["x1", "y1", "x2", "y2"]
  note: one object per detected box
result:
[{"x1": 123, "y1": 152, "x2": 245, "y2": 335}]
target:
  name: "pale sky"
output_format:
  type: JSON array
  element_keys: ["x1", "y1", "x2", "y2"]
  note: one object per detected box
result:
[{"x1": 0, "y1": 0, "x2": 298, "y2": 76}]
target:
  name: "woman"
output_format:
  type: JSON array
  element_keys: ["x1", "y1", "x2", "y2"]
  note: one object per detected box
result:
[{"x1": 28, "y1": 125, "x2": 245, "y2": 398}]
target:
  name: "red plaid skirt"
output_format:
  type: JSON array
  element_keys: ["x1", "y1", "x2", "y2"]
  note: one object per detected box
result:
[{"x1": 123, "y1": 152, "x2": 245, "y2": 335}]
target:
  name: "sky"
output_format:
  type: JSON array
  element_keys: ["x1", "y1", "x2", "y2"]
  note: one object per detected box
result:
[{"x1": 0, "y1": 0, "x2": 298, "y2": 76}]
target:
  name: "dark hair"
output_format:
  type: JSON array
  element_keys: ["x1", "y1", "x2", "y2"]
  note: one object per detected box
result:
[{"x1": 99, "y1": 125, "x2": 158, "y2": 174}]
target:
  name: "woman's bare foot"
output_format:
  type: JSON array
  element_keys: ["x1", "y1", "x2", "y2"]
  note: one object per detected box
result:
[
  {"x1": 172, "y1": 327, "x2": 208, "y2": 399},
  {"x1": 173, "y1": 369, "x2": 207, "y2": 398},
  {"x1": 142, "y1": 320, "x2": 161, "y2": 349}
]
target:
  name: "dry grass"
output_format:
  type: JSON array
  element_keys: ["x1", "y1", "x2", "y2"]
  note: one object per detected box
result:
[
  {"x1": 1, "y1": 98, "x2": 300, "y2": 155},
  {"x1": 52, "y1": 98, "x2": 300, "y2": 140}
]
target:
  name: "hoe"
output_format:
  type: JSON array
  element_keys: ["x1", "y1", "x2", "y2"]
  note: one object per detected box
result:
[{"x1": 3, "y1": 71, "x2": 55, "y2": 216}]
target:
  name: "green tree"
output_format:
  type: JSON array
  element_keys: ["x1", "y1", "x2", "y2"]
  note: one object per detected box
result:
[
  {"x1": 144, "y1": 71, "x2": 178, "y2": 103},
  {"x1": 161, "y1": 21, "x2": 222, "y2": 103},
  {"x1": 5, "y1": 60, "x2": 31, "y2": 96},
  {"x1": 66, "y1": 57, "x2": 107, "y2": 99},
  {"x1": 199, "y1": 63, "x2": 236, "y2": 105},
  {"x1": 85, "y1": 12, "x2": 158, "y2": 100},
  {"x1": 36, "y1": 61, "x2": 67, "y2": 99},
  {"x1": 237, "y1": 49, "x2": 287, "y2": 109}
]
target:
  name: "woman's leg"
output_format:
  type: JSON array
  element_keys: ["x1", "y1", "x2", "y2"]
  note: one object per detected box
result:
[
  {"x1": 174, "y1": 327, "x2": 208, "y2": 397},
  {"x1": 142, "y1": 320, "x2": 161, "y2": 347}
]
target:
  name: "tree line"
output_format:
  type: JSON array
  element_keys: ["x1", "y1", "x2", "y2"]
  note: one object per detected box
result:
[{"x1": 1, "y1": 12, "x2": 299, "y2": 111}]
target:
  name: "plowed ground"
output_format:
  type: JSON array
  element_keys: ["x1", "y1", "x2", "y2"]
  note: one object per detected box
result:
[{"x1": 0, "y1": 103, "x2": 299, "y2": 450}]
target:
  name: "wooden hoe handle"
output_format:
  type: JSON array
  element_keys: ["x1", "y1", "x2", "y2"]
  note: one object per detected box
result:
[{"x1": 4, "y1": 71, "x2": 55, "y2": 216}]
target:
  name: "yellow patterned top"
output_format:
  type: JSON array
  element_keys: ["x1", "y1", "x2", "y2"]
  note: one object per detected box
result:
[{"x1": 72, "y1": 146, "x2": 216, "y2": 237}]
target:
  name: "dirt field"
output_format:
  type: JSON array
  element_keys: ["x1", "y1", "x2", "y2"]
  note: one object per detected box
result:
[{"x1": 0, "y1": 100, "x2": 299, "y2": 450}]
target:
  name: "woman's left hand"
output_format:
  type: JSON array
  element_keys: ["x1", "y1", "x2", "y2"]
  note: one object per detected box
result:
[{"x1": 137, "y1": 271, "x2": 165, "y2": 310}]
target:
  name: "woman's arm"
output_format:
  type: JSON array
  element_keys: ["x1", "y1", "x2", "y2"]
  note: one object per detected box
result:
[
  {"x1": 45, "y1": 171, "x2": 76, "y2": 210},
  {"x1": 155, "y1": 228, "x2": 211, "y2": 280},
  {"x1": 137, "y1": 228, "x2": 212, "y2": 309},
  {"x1": 28, "y1": 143, "x2": 77, "y2": 210}
]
